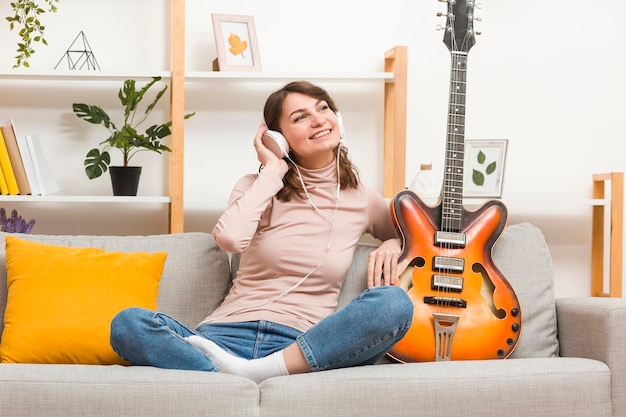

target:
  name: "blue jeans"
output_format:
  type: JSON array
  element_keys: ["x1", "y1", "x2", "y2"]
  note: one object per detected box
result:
[{"x1": 110, "y1": 286, "x2": 413, "y2": 373}]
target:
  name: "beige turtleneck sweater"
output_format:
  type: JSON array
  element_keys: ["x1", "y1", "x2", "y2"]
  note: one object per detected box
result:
[{"x1": 201, "y1": 162, "x2": 397, "y2": 332}]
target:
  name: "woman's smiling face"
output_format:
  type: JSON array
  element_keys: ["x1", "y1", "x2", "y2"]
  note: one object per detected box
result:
[{"x1": 279, "y1": 92, "x2": 341, "y2": 169}]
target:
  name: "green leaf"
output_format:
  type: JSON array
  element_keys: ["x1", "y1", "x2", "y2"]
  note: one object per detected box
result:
[
  {"x1": 84, "y1": 149, "x2": 111, "y2": 179},
  {"x1": 72, "y1": 103, "x2": 115, "y2": 130},
  {"x1": 486, "y1": 161, "x2": 497, "y2": 175},
  {"x1": 146, "y1": 123, "x2": 172, "y2": 140},
  {"x1": 472, "y1": 169, "x2": 485, "y2": 186},
  {"x1": 477, "y1": 150, "x2": 486, "y2": 164}
]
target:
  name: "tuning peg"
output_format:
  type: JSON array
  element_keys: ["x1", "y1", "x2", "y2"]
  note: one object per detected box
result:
[{"x1": 437, "y1": 11, "x2": 448, "y2": 17}]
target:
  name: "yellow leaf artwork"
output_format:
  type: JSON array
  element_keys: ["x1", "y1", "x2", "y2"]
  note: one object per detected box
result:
[{"x1": 228, "y1": 33, "x2": 248, "y2": 58}]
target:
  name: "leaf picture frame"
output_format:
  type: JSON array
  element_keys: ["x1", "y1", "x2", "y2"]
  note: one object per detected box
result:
[
  {"x1": 211, "y1": 14, "x2": 262, "y2": 72},
  {"x1": 463, "y1": 139, "x2": 508, "y2": 198}
]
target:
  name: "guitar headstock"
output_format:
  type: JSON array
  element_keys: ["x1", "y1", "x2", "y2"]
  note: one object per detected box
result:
[{"x1": 440, "y1": 0, "x2": 479, "y2": 53}]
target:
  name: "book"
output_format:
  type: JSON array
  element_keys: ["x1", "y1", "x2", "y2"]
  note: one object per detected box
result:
[
  {"x1": 0, "y1": 157, "x2": 9, "y2": 195},
  {"x1": 1, "y1": 123, "x2": 31, "y2": 195},
  {"x1": 0, "y1": 128, "x2": 20, "y2": 194},
  {"x1": 11, "y1": 119, "x2": 41, "y2": 195},
  {"x1": 25, "y1": 134, "x2": 60, "y2": 195}
]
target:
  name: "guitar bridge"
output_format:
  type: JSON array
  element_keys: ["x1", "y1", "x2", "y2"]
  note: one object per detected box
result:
[
  {"x1": 435, "y1": 231, "x2": 466, "y2": 247},
  {"x1": 424, "y1": 296, "x2": 467, "y2": 308}
]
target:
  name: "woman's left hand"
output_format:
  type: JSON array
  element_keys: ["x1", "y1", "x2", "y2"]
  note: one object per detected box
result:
[{"x1": 366, "y1": 238, "x2": 406, "y2": 287}]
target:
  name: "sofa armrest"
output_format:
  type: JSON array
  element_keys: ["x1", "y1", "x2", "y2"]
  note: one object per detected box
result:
[{"x1": 556, "y1": 297, "x2": 626, "y2": 417}]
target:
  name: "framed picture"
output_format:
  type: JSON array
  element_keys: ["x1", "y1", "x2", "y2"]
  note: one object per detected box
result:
[
  {"x1": 211, "y1": 14, "x2": 262, "y2": 72},
  {"x1": 463, "y1": 139, "x2": 508, "y2": 198}
]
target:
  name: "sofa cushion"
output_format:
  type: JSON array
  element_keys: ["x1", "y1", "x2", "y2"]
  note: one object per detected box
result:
[
  {"x1": 259, "y1": 358, "x2": 610, "y2": 417},
  {"x1": 493, "y1": 222, "x2": 559, "y2": 358},
  {"x1": 0, "y1": 232, "x2": 232, "y2": 344},
  {"x1": 0, "y1": 364, "x2": 260, "y2": 417},
  {"x1": 1, "y1": 236, "x2": 166, "y2": 364}
]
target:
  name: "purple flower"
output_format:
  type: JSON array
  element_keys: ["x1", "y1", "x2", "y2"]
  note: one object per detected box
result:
[{"x1": 0, "y1": 208, "x2": 35, "y2": 234}]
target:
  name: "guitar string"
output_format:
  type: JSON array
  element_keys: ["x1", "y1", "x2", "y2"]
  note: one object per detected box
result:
[{"x1": 442, "y1": 50, "x2": 466, "y2": 312}]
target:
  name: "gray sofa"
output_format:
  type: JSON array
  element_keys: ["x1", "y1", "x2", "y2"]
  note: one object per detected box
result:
[{"x1": 0, "y1": 222, "x2": 624, "y2": 417}]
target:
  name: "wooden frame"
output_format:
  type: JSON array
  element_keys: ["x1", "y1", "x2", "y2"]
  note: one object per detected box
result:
[
  {"x1": 211, "y1": 14, "x2": 262, "y2": 72},
  {"x1": 591, "y1": 172, "x2": 624, "y2": 297},
  {"x1": 169, "y1": 4, "x2": 407, "y2": 230},
  {"x1": 383, "y1": 45, "x2": 408, "y2": 198},
  {"x1": 463, "y1": 139, "x2": 508, "y2": 198}
]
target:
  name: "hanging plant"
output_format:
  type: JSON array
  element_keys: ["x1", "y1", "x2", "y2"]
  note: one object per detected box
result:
[{"x1": 5, "y1": 0, "x2": 60, "y2": 68}]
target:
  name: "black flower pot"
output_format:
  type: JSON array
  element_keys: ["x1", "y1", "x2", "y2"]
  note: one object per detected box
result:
[{"x1": 109, "y1": 166, "x2": 142, "y2": 196}]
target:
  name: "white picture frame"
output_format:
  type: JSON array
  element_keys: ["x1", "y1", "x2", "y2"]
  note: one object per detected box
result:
[
  {"x1": 463, "y1": 139, "x2": 508, "y2": 198},
  {"x1": 211, "y1": 14, "x2": 262, "y2": 72}
]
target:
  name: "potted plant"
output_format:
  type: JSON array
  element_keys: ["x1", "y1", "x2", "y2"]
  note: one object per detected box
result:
[{"x1": 73, "y1": 76, "x2": 194, "y2": 196}]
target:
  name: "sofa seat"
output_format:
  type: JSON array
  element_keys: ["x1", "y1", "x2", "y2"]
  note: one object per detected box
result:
[
  {"x1": 259, "y1": 357, "x2": 611, "y2": 417},
  {"x1": 0, "y1": 364, "x2": 259, "y2": 417}
]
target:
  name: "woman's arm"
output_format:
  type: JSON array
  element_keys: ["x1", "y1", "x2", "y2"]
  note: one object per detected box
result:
[
  {"x1": 212, "y1": 172, "x2": 283, "y2": 253},
  {"x1": 212, "y1": 124, "x2": 288, "y2": 253}
]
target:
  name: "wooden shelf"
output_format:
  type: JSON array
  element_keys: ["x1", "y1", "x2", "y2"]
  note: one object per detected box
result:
[
  {"x1": 0, "y1": 195, "x2": 170, "y2": 203},
  {"x1": 184, "y1": 72, "x2": 396, "y2": 81},
  {"x1": 0, "y1": 0, "x2": 408, "y2": 235},
  {"x1": 0, "y1": 70, "x2": 171, "y2": 81},
  {"x1": 168, "y1": 4, "x2": 408, "y2": 233}
]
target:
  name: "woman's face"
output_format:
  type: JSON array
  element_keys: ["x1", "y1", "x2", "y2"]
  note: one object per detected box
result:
[{"x1": 279, "y1": 92, "x2": 341, "y2": 169}]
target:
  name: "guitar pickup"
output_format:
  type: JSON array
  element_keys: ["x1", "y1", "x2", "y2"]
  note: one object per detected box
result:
[
  {"x1": 424, "y1": 296, "x2": 467, "y2": 308},
  {"x1": 432, "y1": 274, "x2": 464, "y2": 292},
  {"x1": 433, "y1": 256, "x2": 464, "y2": 272},
  {"x1": 434, "y1": 231, "x2": 466, "y2": 247}
]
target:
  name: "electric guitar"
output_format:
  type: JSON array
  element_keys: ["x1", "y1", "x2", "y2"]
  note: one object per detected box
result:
[{"x1": 387, "y1": 0, "x2": 522, "y2": 363}]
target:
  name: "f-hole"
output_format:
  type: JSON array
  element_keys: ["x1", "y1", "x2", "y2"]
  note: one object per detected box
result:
[
  {"x1": 472, "y1": 262, "x2": 506, "y2": 319},
  {"x1": 397, "y1": 257, "x2": 425, "y2": 292}
]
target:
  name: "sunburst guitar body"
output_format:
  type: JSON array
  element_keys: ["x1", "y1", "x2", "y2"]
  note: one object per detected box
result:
[
  {"x1": 387, "y1": 0, "x2": 522, "y2": 363},
  {"x1": 387, "y1": 191, "x2": 521, "y2": 362}
]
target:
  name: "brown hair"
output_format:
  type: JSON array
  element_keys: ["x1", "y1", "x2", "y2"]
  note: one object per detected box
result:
[{"x1": 263, "y1": 81, "x2": 360, "y2": 201}]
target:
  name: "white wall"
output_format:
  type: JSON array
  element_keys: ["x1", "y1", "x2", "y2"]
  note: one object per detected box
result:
[{"x1": 0, "y1": 0, "x2": 623, "y2": 297}]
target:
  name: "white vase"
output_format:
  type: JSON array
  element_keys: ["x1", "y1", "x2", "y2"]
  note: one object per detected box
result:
[{"x1": 409, "y1": 163, "x2": 441, "y2": 201}]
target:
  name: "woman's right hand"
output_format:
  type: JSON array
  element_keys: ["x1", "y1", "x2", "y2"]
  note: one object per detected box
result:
[{"x1": 254, "y1": 123, "x2": 289, "y2": 177}]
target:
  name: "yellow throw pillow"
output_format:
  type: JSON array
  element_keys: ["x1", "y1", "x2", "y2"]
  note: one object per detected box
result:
[{"x1": 1, "y1": 236, "x2": 167, "y2": 365}]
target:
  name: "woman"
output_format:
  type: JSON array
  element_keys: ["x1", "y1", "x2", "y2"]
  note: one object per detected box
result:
[{"x1": 110, "y1": 81, "x2": 414, "y2": 383}]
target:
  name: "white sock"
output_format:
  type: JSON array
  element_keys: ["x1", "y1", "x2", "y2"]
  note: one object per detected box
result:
[{"x1": 185, "y1": 335, "x2": 289, "y2": 384}]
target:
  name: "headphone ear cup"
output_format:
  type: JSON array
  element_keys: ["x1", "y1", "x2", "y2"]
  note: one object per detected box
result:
[
  {"x1": 262, "y1": 130, "x2": 290, "y2": 157},
  {"x1": 336, "y1": 112, "x2": 345, "y2": 139}
]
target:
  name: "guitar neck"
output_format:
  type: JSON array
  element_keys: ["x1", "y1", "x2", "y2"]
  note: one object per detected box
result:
[{"x1": 441, "y1": 51, "x2": 468, "y2": 232}]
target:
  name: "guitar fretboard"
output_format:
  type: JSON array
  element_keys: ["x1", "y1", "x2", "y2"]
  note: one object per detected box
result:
[{"x1": 441, "y1": 51, "x2": 468, "y2": 233}]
